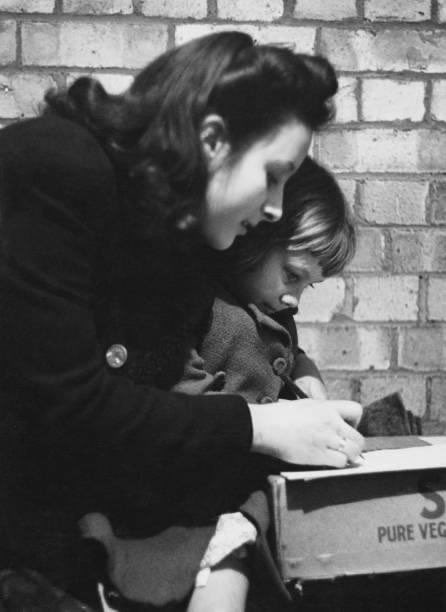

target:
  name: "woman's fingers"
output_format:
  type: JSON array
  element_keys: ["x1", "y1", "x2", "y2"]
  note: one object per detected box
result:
[
  {"x1": 328, "y1": 434, "x2": 363, "y2": 465},
  {"x1": 330, "y1": 400, "x2": 363, "y2": 427},
  {"x1": 249, "y1": 399, "x2": 365, "y2": 467},
  {"x1": 337, "y1": 419, "x2": 364, "y2": 447},
  {"x1": 322, "y1": 448, "x2": 352, "y2": 468}
]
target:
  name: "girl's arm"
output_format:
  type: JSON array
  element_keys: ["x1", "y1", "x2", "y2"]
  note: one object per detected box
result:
[
  {"x1": 187, "y1": 556, "x2": 249, "y2": 612},
  {"x1": 292, "y1": 352, "x2": 328, "y2": 400}
]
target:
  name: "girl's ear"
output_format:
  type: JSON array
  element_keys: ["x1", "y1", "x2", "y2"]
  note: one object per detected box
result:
[{"x1": 200, "y1": 114, "x2": 231, "y2": 168}]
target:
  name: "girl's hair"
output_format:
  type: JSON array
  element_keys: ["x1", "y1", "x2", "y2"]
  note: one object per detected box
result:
[
  {"x1": 43, "y1": 32, "x2": 338, "y2": 238},
  {"x1": 222, "y1": 157, "x2": 356, "y2": 277}
]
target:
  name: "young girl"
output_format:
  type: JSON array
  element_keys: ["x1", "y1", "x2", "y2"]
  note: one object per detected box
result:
[
  {"x1": 175, "y1": 156, "x2": 355, "y2": 404},
  {"x1": 176, "y1": 157, "x2": 356, "y2": 612},
  {"x1": 0, "y1": 31, "x2": 363, "y2": 610}
]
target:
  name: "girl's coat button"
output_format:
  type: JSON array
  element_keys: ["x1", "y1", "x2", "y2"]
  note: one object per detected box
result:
[{"x1": 272, "y1": 356, "x2": 288, "y2": 375}]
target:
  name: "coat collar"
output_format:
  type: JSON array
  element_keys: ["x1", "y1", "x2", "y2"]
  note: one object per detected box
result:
[{"x1": 245, "y1": 303, "x2": 293, "y2": 347}]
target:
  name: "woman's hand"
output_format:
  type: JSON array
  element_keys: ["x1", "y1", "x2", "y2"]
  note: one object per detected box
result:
[{"x1": 249, "y1": 399, "x2": 363, "y2": 468}]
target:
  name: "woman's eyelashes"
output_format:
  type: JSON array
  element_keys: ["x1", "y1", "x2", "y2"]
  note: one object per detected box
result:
[{"x1": 267, "y1": 171, "x2": 279, "y2": 187}]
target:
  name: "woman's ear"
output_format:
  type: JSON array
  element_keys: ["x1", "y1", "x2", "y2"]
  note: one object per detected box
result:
[{"x1": 200, "y1": 114, "x2": 231, "y2": 168}]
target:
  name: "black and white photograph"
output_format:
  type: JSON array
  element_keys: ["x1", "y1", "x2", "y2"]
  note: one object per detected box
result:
[{"x1": 0, "y1": 1, "x2": 445, "y2": 610}]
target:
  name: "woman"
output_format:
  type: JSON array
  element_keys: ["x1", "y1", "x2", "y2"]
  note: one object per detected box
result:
[{"x1": 0, "y1": 31, "x2": 363, "y2": 609}]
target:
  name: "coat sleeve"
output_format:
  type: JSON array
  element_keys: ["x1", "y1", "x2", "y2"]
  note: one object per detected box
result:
[
  {"x1": 292, "y1": 352, "x2": 324, "y2": 382},
  {"x1": 277, "y1": 309, "x2": 324, "y2": 383},
  {"x1": 0, "y1": 116, "x2": 252, "y2": 498}
]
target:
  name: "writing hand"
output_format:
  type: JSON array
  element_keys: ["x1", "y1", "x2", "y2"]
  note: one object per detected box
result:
[{"x1": 249, "y1": 399, "x2": 363, "y2": 468}]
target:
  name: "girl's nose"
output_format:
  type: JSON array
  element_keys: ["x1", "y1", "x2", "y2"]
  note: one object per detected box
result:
[{"x1": 280, "y1": 294, "x2": 298, "y2": 309}]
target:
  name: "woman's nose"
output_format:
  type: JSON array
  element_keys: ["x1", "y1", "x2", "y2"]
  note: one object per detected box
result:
[
  {"x1": 262, "y1": 195, "x2": 283, "y2": 222},
  {"x1": 263, "y1": 184, "x2": 285, "y2": 222}
]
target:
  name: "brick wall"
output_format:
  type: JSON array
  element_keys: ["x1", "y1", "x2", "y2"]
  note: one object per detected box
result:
[{"x1": 0, "y1": 0, "x2": 445, "y2": 431}]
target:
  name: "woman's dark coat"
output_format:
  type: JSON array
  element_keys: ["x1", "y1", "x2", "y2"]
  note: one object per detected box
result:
[{"x1": 0, "y1": 115, "x2": 264, "y2": 595}]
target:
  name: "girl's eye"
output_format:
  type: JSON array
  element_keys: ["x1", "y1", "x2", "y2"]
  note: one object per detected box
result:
[
  {"x1": 309, "y1": 283, "x2": 315, "y2": 289},
  {"x1": 285, "y1": 269, "x2": 300, "y2": 283}
]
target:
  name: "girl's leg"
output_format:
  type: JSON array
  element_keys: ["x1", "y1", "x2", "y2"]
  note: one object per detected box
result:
[{"x1": 187, "y1": 556, "x2": 249, "y2": 612}]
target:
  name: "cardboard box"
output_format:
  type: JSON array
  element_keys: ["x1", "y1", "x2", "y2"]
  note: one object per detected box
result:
[{"x1": 268, "y1": 436, "x2": 446, "y2": 583}]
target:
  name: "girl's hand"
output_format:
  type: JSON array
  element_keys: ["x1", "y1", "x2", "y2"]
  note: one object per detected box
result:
[
  {"x1": 249, "y1": 399, "x2": 363, "y2": 468},
  {"x1": 294, "y1": 375, "x2": 328, "y2": 400}
]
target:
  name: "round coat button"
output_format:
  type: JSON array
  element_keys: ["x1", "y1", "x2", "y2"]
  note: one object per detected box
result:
[
  {"x1": 272, "y1": 356, "x2": 288, "y2": 375},
  {"x1": 106, "y1": 344, "x2": 128, "y2": 368}
]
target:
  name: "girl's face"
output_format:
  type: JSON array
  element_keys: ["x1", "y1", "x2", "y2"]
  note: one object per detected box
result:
[
  {"x1": 201, "y1": 118, "x2": 312, "y2": 250},
  {"x1": 233, "y1": 248, "x2": 324, "y2": 315}
]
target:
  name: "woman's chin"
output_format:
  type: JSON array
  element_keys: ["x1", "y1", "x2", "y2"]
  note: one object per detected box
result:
[
  {"x1": 212, "y1": 237, "x2": 235, "y2": 251},
  {"x1": 201, "y1": 229, "x2": 234, "y2": 251}
]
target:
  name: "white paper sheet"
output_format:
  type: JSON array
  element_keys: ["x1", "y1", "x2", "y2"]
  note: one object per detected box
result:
[{"x1": 282, "y1": 437, "x2": 446, "y2": 481}]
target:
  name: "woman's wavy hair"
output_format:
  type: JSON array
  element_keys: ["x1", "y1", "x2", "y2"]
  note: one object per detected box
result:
[
  {"x1": 221, "y1": 157, "x2": 356, "y2": 278},
  {"x1": 43, "y1": 32, "x2": 338, "y2": 239}
]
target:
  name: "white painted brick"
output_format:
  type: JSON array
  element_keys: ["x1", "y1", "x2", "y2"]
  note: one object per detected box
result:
[
  {"x1": 0, "y1": 20, "x2": 16, "y2": 65},
  {"x1": 296, "y1": 277, "x2": 346, "y2": 322},
  {"x1": 398, "y1": 326, "x2": 446, "y2": 370},
  {"x1": 431, "y1": 377, "x2": 446, "y2": 420},
  {"x1": 298, "y1": 325, "x2": 391, "y2": 370},
  {"x1": 427, "y1": 277, "x2": 446, "y2": 321},
  {"x1": 0, "y1": 71, "x2": 57, "y2": 118},
  {"x1": 391, "y1": 229, "x2": 446, "y2": 273},
  {"x1": 337, "y1": 178, "x2": 356, "y2": 212},
  {"x1": 431, "y1": 80, "x2": 446, "y2": 122},
  {"x1": 335, "y1": 76, "x2": 357, "y2": 123},
  {"x1": 175, "y1": 24, "x2": 316, "y2": 53},
  {"x1": 431, "y1": 181, "x2": 446, "y2": 225},
  {"x1": 22, "y1": 22, "x2": 168, "y2": 68},
  {"x1": 0, "y1": 0, "x2": 54, "y2": 11},
  {"x1": 323, "y1": 376, "x2": 354, "y2": 400},
  {"x1": 364, "y1": 0, "x2": 431, "y2": 22},
  {"x1": 346, "y1": 228, "x2": 385, "y2": 272},
  {"x1": 353, "y1": 276, "x2": 419, "y2": 321},
  {"x1": 318, "y1": 129, "x2": 446, "y2": 173},
  {"x1": 139, "y1": 0, "x2": 206, "y2": 19},
  {"x1": 320, "y1": 29, "x2": 446, "y2": 72},
  {"x1": 362, "y1": 78, "x2": 425, "y2": 122},
  {"x1": 418, "y1": 130, "x2": 446, "y2": 172},
  {"x1": 359, "y1": 180, "x2": 428, "y2": 225},
  {"x1": 63, "y1": 0, "x2": 132, "y2": 13},
  {"x1": 360, "y1": 375, "x2": 427, "y2": 416},
  {"x1": 294, "y1": 0, "x2": 356, "y2": 20},
  {"x1": 217, "y1": 0, "x2": 283, "y2": 21},
  {"x1": 93, "y1": 73, "x2": 133, "y2": 94}
]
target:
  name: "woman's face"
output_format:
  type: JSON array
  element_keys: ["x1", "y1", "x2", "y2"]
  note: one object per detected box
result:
[
  {"x1": 201, "y1": 118, "x2": 312, "y2": 250},
  {"x1": 233, "y1": 248, "x2": 324, "y2": 315}
]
